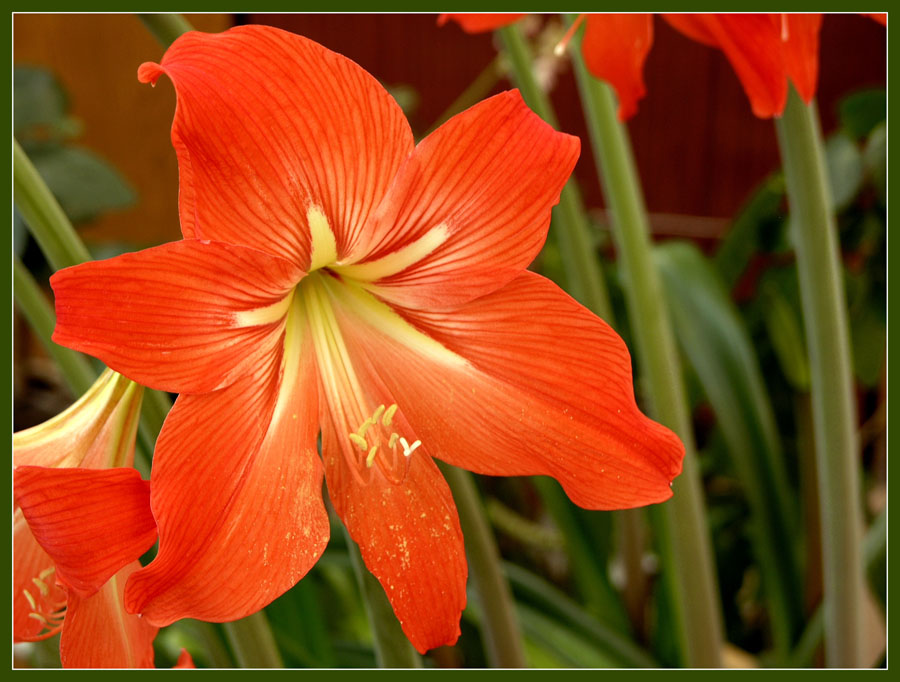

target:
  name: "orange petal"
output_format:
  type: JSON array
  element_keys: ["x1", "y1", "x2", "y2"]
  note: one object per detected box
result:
[
  {"x1": 60, "y1": 561, "x2": 158, "y2": 668},
  {"x1": 320, "y1": 399, "x2": 467, "y2": 653},
  {"x1": 438, "y1": 13, "x2": 527, "y2": 33},
  {"x1": 663, "y1": 13, "x2": 787, "y2": 117},
  {"x1": 581, "y1": 14, "x2": 654, "y2": 120},
  {"x1": 782, "y1": 14, "x2": 823, "y2": 102},
  {"x1": 125, "y1": 312, "x2": 329, "y2": 625},
  {"x1": 331, "y1": 271, "x2": 684, "y2": 510},
  {"x1": 139, "y1": 25, "x2": 414, "y2": 270},
  {"x1": 51, "y1": 240, "x2": 301, "y2": 394},
  {"x1": 14, "y1": 466, "x2": 157, "y2": 599},
  {"x1": 338, "y1": 91, "x2": 579, "y2": 309}
]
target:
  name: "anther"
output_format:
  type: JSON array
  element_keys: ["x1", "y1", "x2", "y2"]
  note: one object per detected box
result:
[
  {"x1": 29, "y1": 613, "x2": 48, "y2": 624},
  {"x1": 366, "y1": 445, "x2": 379, "y2": 468},
  {"x1": 388, "y1": 433, "x2": 400, "y2": 448},
  {"x1": 32, "y1": 577, "x2": 49, "y2": 597},
  {"x1": 349, "y1": 433, "x2": 368, "y2": 451},
  {"x1": 23, "y1": 589, "x2": 36, "y2": 610},
  {"x1": 372, "y1": 404, "x2": 385, "y2": 422},
  {"x1": 39, "y1": 567, "x2": 55, "y2": 580},
  {"x1": 357, "y1": 418, "x2": 376, "y2": 438},
  {"x1": 382, "y1": 404, "x2": 398, "y2": 426}
]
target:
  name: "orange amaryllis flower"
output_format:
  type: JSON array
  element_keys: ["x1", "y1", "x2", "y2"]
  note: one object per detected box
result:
[
  {"x1": 14, "y1": 370, "x2": 159, "y2": 667},
  {"x1": 440, "y1": 13, "x2": 654, "y2": 120},
  {"x1": 50, "y1": 26, "x2": 684, "y2": 652}
]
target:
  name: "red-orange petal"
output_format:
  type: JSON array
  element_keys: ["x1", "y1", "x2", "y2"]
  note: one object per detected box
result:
[
  {"x1": 344, "y1": 91, "x2": 579, "y2": 309},
  {"x1": 320, "y1": 398, "x2": 467, "y2": 653},
  {"x1": 125, "y1": 317, "x2": 329, "y2": 625},
  {"x1": 60, "y1": 561, "x2": 158, "y2": 668},
  {"x1": 663, "y1": 13, "x2": 787, "y2": 118},
  {"x1": 51, "y1": 240, "x2": 301, "y2": 394},
  {"x1": 333, "y1": 271, "x2": 683, "y2": 510},
  {"x1": 782, "y1": 14, "x2": 823, "y2": 102},
  {"x1": 14, "y1": 466, "x2": 157, "y2": 599},
  {"x1": 582, "y1": 14, "x2": 654, "y2": 120},
  {"x1": 438, "y1": 13, "x2": 527, "y2": 33},
  {"x1": 140, "y1": 25, "x2": 414, "y2": 269}
]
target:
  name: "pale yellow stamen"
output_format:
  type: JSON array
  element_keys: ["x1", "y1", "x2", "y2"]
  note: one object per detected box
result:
[
  {"x1": 23, "y1": 589, "x2": 37, "y2": 610},
  {"x1": 365, "y1": 445, "x2": 379, "y2": 468},
  {"x1": 357, "y1": 417, "x2": 376, "y2": 438},
  {"x1": 372, "y1": 404, "x2": 385, "y2": 422},
  {"x1": 382, "y1": 404, "x2": 398, "y2": 426},
  {"x1": 332, "y1": 224, "x2": 450, "y2": 281},
  {"x1": 388, "y1": 433, "x2": 400, "y2": 448},
  {"x1": 349, "y1": 433, "x2": 369, "y2": 451},
  {"x1": 29, "y1": 613, "x2": 48, "y2": 624},
  {"x1": 39, "y1": 567, "x2": 55, "y2": 580},
  {"x1": 32, "y1": 577, "x2": 49, "y2": 597},
  {"x1": 308, "y1": 205, "x2": 338, "y2": 271}
]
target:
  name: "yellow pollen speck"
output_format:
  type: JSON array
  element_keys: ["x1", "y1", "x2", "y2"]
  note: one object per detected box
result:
[
  {"x1": 349, "y1": 433, "x2": 368, "y2": 450},
  {"x1": 382, "y1": 404, "x2": 398, "y2": 426},
  {"x1": 366, "y1": 445, "x2": 379, "y2": 468}
]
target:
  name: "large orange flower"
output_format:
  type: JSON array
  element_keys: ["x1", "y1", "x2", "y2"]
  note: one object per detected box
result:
[
  {"x1": 50, "y1": 26, "x2": 684, "y2": 652},
  {"x1": 14, "y1": 370, "x2": 159, "y2": 667}
]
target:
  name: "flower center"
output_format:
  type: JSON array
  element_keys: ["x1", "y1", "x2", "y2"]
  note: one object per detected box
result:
[{"x1": 298, "y1": 273, "x2": 425, "y2": 485}]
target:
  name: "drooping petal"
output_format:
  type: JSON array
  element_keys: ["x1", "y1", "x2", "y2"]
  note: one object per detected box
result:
[
  {"x1": 663, "y1": 14, "x2": 787, "y2": 118},
  {"x1": 437, "y1": 13, "x2": 527, "y2": 33},
  {"x1": 782, "y1": 14, "x2": 823, "y2": 102},
  {"x1": 14, "y1": 466, "x2": 157, "y2": 599},
  {"x1": 60, "y1": 561, "x2": 157, "y2": 668},
  {"x1": 582, "y1": 14, "x2": 654, "y2": 120},
  {"x1": 14, "y1": 512, "x2": 66, "y2": 642},
  {"x1": 14, "y1": 370, "x2": 142, "y2": 470},
  {"x1": 51, "y1": 240, "x2": 302, "y2": 394},
  {"x1": 318, "y1": 376, "x2": 467, "y2": 653},
  {"x1": 334, "y1": 91, "x2": 579, "y2": 309},
  {"x1": 328, "y1": 272, "x2": 683, "y2": 510},
  {"x1": 138, "y1": 25, "x2": 414, "y2": 269},
  {"x1": 125, "y1": 310, "x2": 329, "y2": 625}
]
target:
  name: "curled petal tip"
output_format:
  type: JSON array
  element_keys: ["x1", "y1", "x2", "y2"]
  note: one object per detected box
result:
[{"x1": 137, "y1": 61, "x2": 164, "y2": 86}]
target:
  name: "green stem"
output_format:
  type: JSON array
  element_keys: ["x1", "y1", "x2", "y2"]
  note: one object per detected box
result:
[
  {"x1": 568, "y1": 19, "x2": 723, "y2": 667},
  {"x1": 789, "y1": 509, "x2": 885, "y2": 667},
  {"x1": 496, "y1": 24, "x2": 611, "y2": 319},
  {"x1": 138, "y1": 13, "x2": 193, "y2": 48},
  {"x1": 439, "y1": 464, "x2": 526, "y2": 667},
  {"x1": 14, "y1": 139, "x2": 91, "y2": 271},
  {"x1": 343, "y1": 526, "x2": 421, "y2": 668},
  {"x1": 774, "y1": 87, "x2": 865, "y2": 667},
  {"x1": 222, "y1": 612, "x2": 284, "y2": 668},
  {"x1": 13, "y1": 256, "x2": 95, "y2": 397}
]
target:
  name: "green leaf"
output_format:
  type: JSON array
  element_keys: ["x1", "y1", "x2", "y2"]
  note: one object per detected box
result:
[
  {"x1": 29, "y1": 146, "x2": 136, "y2": 224},
  {"x1": 850, "y1": 302, "x2": 886, "y2": 388},
  {"x1": 863, "y1": 122, "x2": 886, "y2": 204},
  {"x1": 13, "y1": 65, "x2": 78, "y2": 142},
  {"x1": 713, "y1": 175, "x2": 785, "y2": 289},
  {"x1": 761, "y1": 282, "x2": 811, "y2": 391},
  {"x1": 655, "y1": 241, "x2": 803, "y2": 658},
  {"x1": 824, "y1": 132, "x2": 863, "y2": 212},
  {"x1": 837, "y1": 89, "x2": 886, "y2": 140}
]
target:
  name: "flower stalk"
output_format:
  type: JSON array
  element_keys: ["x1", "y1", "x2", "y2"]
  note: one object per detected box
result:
[
  {"x1": 439, "y1": 464, "x2": 526, "y2": 668},
  {"x1": 567, "y1": 17, "x2": 723, "y2": 667},
  {"x1": 774, "y1": 86, "x2": 864, "y2": 667},
  {"x1": 138, "y1": 13, "x2": 193, "y2": 48},
  {"x1": 222, "y1": 612, "x2": 284, "y2": 669}
]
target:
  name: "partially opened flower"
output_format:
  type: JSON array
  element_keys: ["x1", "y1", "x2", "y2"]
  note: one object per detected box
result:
[
  {"x1": 14, "y1": 370, "x2": 159, "y2": 667},
  {"x1": 51, "y1": 26, "x2": 684, "y2": 652},
  {"x1": 440, "y1": 13, "x2": 654, "y2": 120}
]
